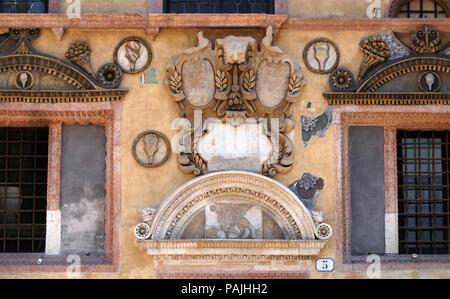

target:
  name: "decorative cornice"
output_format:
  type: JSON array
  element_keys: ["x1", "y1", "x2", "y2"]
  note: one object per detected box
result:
[
  {"x1": 0, "y1": 89, "x2": 128, "y2": 103},
  {"x1": 324, "y1": 92, "x2": 450, "y2": 105},
  {"x1": 0, "y1": 15, "x2": 449, "y2": 33},
  {"x1": 139, "y1": 239, "x2": 327, "y2": 259}
]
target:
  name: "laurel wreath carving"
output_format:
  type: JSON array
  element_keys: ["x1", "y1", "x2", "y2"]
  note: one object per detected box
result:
[
  {"x1": 168, "y1": 70, "x2": 182, "y2": 94},
  {"x1": 243, "y1": 69, "x2": 256, "y2": 92},
  {"x1": 215, "y1": 70, "x2": 228, "y2": 91},
  {"x1": 288, "y1": 73, "x2": 302, "y2": 95}
]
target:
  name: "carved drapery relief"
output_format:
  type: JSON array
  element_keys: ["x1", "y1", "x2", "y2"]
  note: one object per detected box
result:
[
  {"x1": 134, "y1": 171, "x2": 330, "y2": 241},
  {"x1": 167, "y1": 27, "x2": 305, "y2": 177}
]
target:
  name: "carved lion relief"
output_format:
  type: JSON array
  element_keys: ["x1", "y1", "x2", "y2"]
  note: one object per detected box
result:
[{"x1": 167, "y1": 27, "x2": 305, "y2": 177}]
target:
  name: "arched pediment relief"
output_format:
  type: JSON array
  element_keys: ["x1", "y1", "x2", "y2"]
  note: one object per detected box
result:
[
  {"x1": 324, "y1": 28, "x2": 450, "y2": 105},
  {"x1": 135, "y1": 171, "x2": 332, "y2": 241},
  {"x1": 0, "y1": 29, "x2": 127, "y2": 103},
  {"x1": 167, "y1": 27, "x2": 304, "y2": 177},
  {"x1": 135, "y1": 172, "x2": 330, "y2": 274}
]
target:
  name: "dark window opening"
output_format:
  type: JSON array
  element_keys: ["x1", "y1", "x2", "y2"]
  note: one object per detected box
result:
[
  {"x1": 0, "y1": 0, "x2": 48, "y2": 13},
  {"x1": 398, "y1": 0, "x2": 447, "y2": 18},
  {"x1": 0, "y1": 127, "x2": 48, "y2": 253},
  {"x1": 164, "y1": 0, "x2": 275, "y2": 14},
  {"x1": 397, "y1": 130, "x2": 450, "y2": 254}
]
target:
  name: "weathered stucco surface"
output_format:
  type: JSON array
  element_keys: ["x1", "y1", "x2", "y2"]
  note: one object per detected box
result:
[{"x1": 0, "y1": 24, "x2": 447, "y2": 279}]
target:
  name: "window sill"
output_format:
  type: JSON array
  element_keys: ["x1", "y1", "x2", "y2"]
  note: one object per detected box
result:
[
  {"x1": 338, "y1": 254, "x2": 450, "y2": 272},
  {"x1": 0, "y1": 14, "x2": 448, "y2": 33},
  {"x1": 0, "y1": 253, "x2": 116, "y2": 273}
]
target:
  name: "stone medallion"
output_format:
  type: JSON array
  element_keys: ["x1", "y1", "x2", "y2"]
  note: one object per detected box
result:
[
  {"x1": 114, "y1": 37, "x2": 152, "y2": 74},
  {"x1": 132, "y1": 130, "x2": 171, "y2": 167},
  {"x1": 419, "y1": 71, "x2": 441, "y2": 92},
  {"x1": 14, "y1": 71, "x2": 34, "y2": 90},
  {"x1": 303, "y1": 38, "x2": 340, "y2": 74}
]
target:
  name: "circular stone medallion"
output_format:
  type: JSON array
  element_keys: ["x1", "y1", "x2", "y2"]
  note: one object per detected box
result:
[
  {"x1": 132, "y1": 130, "x2": 171, "y2": 168},
  {"x1": 419, "y1": 71, "x2": 441, "y2": 92},
  {"x1": 114, "y1": 37, "x2": 152, "y2": 74},
  {"x1": 303, "y1": 38, "x2": 340, "y2": 74}
]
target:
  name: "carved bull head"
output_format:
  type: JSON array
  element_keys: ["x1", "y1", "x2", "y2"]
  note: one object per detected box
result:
[{"x1": 215, "y1": 36, "x2": 258, "y2": 66}]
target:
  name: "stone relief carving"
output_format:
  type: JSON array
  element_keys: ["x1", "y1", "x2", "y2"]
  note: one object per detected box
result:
[
  {"x1": 374, "y1": 33, "x2": 410, "y2": 61},
  {"x1": 303, "y1": 38, "x2": 340, "y2": 74},
  {"x1": 0, "y1": 28, "x2": 127, "y2": 103},
  {"x1": 411, "y1": 26, "x2": 443, "y2": 54},
  {"x1": 325, "y1": 27, "x2": 449, "y2": 102},
  {"x1": 419, "y1": 71, "x2": 441, "y2": 92},
  {"x1": 166, "y1": 27, "x2": 305, "y2": 177},
  {"x1": 205, "y1": 202, "x2": 262, "y2": 239},
  {"x1": 288, "y1": 173, "x2": 332, "y2": 240},
  {"x1": 132, "y1": 130, "x2": 171, "y2": 168},
  {"x1": 134, "y1": 171, "x2": 327, "y2": 241},
  {"x1": 114, "y1": 37, "x2": 152, "y2": 74},
  {"x1": 301, "y1": 106, "x2": 333, "y2": 146}
]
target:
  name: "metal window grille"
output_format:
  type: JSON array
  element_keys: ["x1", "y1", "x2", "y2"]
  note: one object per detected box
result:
[
  {"x1": 164, "y1": 0, "x2": 275, "y2": 14},
  {"x1": 0, "y1": 0, "x2": 48, "y2": 13},
  {"x1": 0, "y1": 127, "x2": 48, "y2": 253},
  {"x1": 398, "y1": 0, "x2": 447, "y2": 18},
  {"x1": 397, "y1": 130, "x2": 450, "y2": 254}
]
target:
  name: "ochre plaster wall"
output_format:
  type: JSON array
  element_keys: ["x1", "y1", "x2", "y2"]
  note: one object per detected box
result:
[
  {"x1": 288, "y1": 0, "x2": 391, "y2": 18},
  {"x1": 0, "y1": 27, "x2": 447, "y2": 279},
  {"x1": 58, "y1": 0, "x2": 391, "y2": 18}
]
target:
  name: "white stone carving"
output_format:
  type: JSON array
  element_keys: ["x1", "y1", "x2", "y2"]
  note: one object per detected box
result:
[
  {"x1": 135, "y1": 223, "x2": 152, "y2": 240},
  {"x1": 138, "y1": 171, "x2": 319, "y2": 241},
  {"x1": 315, "y1": 223, "x2": 332, "y2": 240}
]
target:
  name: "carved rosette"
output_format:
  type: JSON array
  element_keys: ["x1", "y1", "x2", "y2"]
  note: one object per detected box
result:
[{"x1": 166, "y1": 27, "x2": 305, "y2": 177}]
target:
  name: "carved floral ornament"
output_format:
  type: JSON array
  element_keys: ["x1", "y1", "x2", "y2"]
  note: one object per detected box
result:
[
  {"x1": 166, "y1": 27, "x2": 304, "y2": 177},
  {"x1": 324, "y1": 27, "x2": 450, "y2": 105},
  {"x1": 0, "y1": 28, "x2": 127, "y2": 103}
]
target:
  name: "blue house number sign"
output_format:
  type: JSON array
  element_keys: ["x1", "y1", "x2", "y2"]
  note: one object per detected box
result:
[{"x1": 315, "y1": 258, "x2": 335, "y2": 272}]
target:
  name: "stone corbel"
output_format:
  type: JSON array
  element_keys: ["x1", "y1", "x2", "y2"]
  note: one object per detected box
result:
[
  {"x1": 51, "y1": 27, "x2": 65, "y2": 41},
  {"x1": 145, "y1": 27, "x2": 160, "y2": 41}
]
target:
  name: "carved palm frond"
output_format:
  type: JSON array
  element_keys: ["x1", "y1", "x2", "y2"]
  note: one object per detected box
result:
[
  {"x1": 243, "y1": 69, "x2": 256, "y2": 92},
  {"x1": 168, "y1": 70, "x2": 182, "y2": 93},
  {"x1": 288, "y1": 73, "x2": 303, "y2": 95},
  {"x1": 215, "y1": 70, "x2": 228, "y2": 91}
]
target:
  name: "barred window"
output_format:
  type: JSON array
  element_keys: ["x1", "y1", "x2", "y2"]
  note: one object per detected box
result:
[
  {"x1": 0, "y1": 0, "x2": 48, "y2": 13},
  {"x1": 164, "y1": 0, "x2": 274, "y2": 14},
  {"x1": 397, "y1": 131, "x2": 450, "y2": 254},
  {"x1": 397, "y1": 0, "x2": 447, "y2": 18},
  {"x1": 0, "y1": 127, "x2": 48, "y2": 253}
]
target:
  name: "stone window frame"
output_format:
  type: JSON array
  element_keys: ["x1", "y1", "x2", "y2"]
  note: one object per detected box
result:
[
  {"x1": 148, "y1": 0, "x2": 288, "y2": 14},
  {"x1": 335, "y1": 105, "x2": 450, "y2": 273},
  {"x1": 0, "y1": 102, "x2": 122, "y2": 273}
]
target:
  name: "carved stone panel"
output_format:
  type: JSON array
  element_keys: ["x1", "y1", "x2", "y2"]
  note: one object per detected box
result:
[
  {"x1": 166, "y1": 27, "x2": 305, "y2": 177},
  {"x1": 181, "y1": 59, "x2": 215, "y2": 108},
  {"x1": 205, "y1": 201, "x2": 263, "y2": 239},
  {"x1": 256, "y1": 61, "x2": 291, "y2": 108}
]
